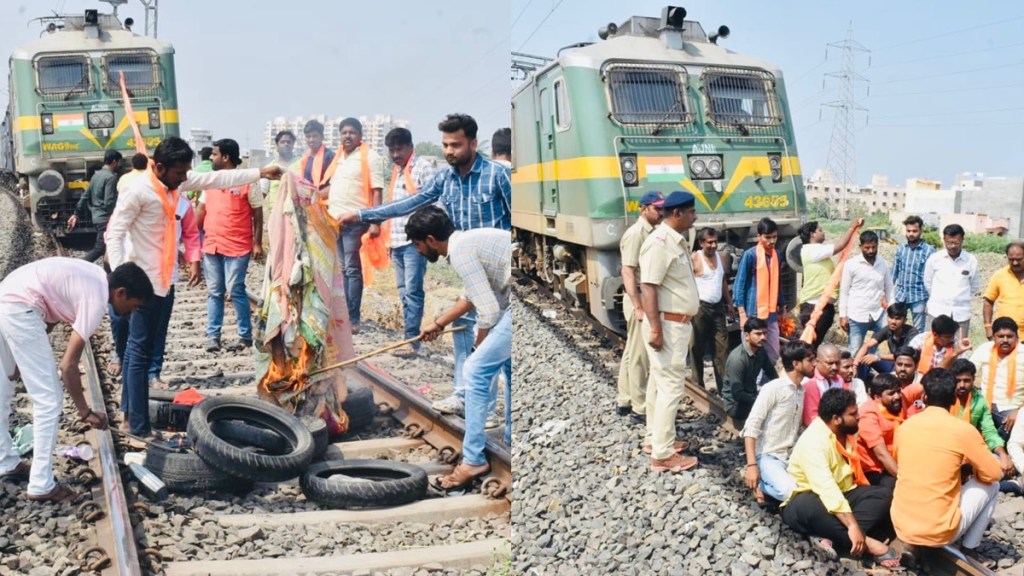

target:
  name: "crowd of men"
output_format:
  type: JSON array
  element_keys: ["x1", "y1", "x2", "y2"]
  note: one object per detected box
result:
[
  {"x1": 618, "y1": 203, "x2": 1024, "y2": 567},
  {"x1": 0, "y1": 112, "x2": 512, "y2": 502}
]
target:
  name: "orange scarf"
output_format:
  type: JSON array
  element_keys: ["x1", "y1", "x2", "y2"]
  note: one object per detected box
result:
[
  {"x1": 836, "y1": 436, "x2": 870, "y2": 486},
  {"x1": 147, "y1": 164, "x2": 180, "y2": 290},
  {"x1": 354, "y1": 143, "x2": 389, "y2": 285},
  {"x1": 986, "y1": 345, "x2": 1018, "y2": 404},
  {"x1": 917, "y1": 333, "x2": 952, "y2": 375},
  {"x1": 877, "y1": 402, "x2": 905, "y2": 459},
  {"x1": 299, "y1": 145, "x2": 329, "y2": 188},
  {"x1": 389, "y1": 154, "x2": 418, "y2": 200},
  {"x1": 755, "y1": 243, "x2": 779, "y2": 319},
  {"x1": 950, "y1": 392, "x2": 973, "y2": 423}
]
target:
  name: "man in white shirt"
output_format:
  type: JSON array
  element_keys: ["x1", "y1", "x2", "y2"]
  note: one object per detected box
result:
[
  {"x1": 106, "y1": 136, "x2": 281, "y2": 438},
  {"x1": 839, "y1": 230, "x2": 893, "y2": 355},
  {"x1": 968, "y1": 316, "x2": 1024, "y2": 439},
  {"x1": 324, "y1": 118, "x2": 386, "y2": 333},
  {"x1": 0, "y1": 259, "x2": 152, "y2": 502},
  {"x1": 924, "y1": 224, "x2": 979, "y2": 336}
]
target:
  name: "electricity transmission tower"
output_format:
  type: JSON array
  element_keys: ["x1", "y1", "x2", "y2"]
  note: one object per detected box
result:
[{"x1": 822, "y1": 24, "x2": 869, "y2": 219}]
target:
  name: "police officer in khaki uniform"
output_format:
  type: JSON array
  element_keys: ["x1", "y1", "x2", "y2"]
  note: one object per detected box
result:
[
  {"x1": 617, "y1": 191, "x2": 665, "y2": 422},
  {"x1": 639, "y1": 191, "x2": 700, "y2": 473}
]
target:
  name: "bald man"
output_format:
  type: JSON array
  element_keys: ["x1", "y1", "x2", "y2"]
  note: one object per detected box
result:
[{"x1": 801, "y1": 343, "x2": 845, "y2": 426}]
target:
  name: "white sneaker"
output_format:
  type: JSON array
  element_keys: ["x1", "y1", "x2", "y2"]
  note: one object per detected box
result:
[
  {"x1": 432, "y1": 396, "x2": 465, "y2": 416},
  {"x1": 484, "y1": 413, "x2": 500, "y2": 430}
]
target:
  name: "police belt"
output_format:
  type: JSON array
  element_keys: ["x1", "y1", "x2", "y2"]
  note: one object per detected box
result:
[{"x1": 661, "y1": 311, "x2": 693, "y2": 324}]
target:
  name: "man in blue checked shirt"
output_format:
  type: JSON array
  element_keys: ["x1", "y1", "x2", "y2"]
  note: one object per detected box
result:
[
  {"x1": 338, "y1": 113, "x2": 511, "y2": 426},
  {"x1": 892, "y1": 215, "x2": 935, "y2": 333}
]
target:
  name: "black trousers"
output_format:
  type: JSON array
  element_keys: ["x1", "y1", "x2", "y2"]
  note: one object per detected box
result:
[
  {"x1": 865, "y1": 471, "x2": 897, "y2": 491},
  {"x1": 781, "y1": 485, "x2": 894, "y2": 554},
  {"x1": 799, "y1": 302, "x2": 835, "y2": 351},
  {"x1": 82, "y1": 220, "x2": 108, "y2": 264},
  {"x1": 690, "y1": 300, "x2": 728, "y2": 390}
]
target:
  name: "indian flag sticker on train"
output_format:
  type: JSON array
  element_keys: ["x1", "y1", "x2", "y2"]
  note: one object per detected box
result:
[
  {"x1": 54, "y1": 113, "x2": 85, "y2": 132},
  {"x1": 645, "y1": 156, "x2": 687, "y2": 182}
]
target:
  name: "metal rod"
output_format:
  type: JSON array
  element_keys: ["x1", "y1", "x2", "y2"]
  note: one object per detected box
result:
[{"x1": 308, "y1": 326, "x2": 467, "y2": 377}]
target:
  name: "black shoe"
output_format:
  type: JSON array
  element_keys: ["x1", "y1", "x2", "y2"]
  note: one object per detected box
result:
[
  {"x1": 630, "y1": 412, "x2": 647, "y2": 426},
  {"x1": 205, "y1": 338, "x2": 220, "y2": 352},
  {"x1": 231, "y1": 339, "x2": 253, "y2": 351},
  {"x1": 616, "y1": 405, "x2": 631, "y2": 417}
]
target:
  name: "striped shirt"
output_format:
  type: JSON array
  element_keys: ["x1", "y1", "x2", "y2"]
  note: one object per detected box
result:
[
  {"x1": 448, "y1": 229, "x2": 511, "y2": 329},
  {"x1": 390, "y1": 155, "x2": 439, "y2": 248},
  {"x1": 892, "y1": 241, "x2": 935, "y2": 304},
  {"x1": 358, "y1": 154, "x2": 511, "y2": 231}
]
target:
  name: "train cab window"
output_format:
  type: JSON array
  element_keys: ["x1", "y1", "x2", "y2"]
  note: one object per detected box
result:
[
  {"x1": 702, "y1": 68, "x2": 781, "y2": 127},
  {"x1": 36, "y1": 55, "x2": 92, "y2": 96},
  {"x1": 539, "y1": 87, "x2": 552, "y2": 134},
  {"x1": 604, "y1": 63, "x2": 691, "y2": 125},
  {"x1": 553, "y1": 79, "x2": 571, "y2": 131},
  {"x1": 103, "y1": 52, "x2": 159, "y2": 94}
]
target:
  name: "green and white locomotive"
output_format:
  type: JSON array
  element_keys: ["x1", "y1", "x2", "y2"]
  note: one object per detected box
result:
[
  {"x1": 0, "y1": 3, "x2": 179, "y2": 235},
  {"x1": 511, "y1": 6, "x2": 806, "y2": 333}
]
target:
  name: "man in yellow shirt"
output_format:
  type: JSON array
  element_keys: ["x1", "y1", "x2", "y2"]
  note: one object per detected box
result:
[
  {"x1": 983, "y1": 242, "x2": 1024, "y2": 340},
  {"x1": 781, "y1": 388, "x2": 901, "y2": 569},
  {"x1": 892, "y1": 368, "x2": 1003, "y2": 563}
]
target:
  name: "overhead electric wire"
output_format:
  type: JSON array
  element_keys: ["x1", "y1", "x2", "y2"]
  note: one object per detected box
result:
[
  {"x1": 872, "y1": 15, "x2": 1024, "y2": 51},
  {"x1": 871, "y1": 106, "x2": 1024, "y2": 120},
  {"x1": 512, "y1": 0, "x2": 536, "y2": 30},
  {"x1": 873, "y1": 61, "x2": 1024, "y2": 85},
  {"x1": 870, "y1": 41, "x2": 1024, "y2": 69},
  {"x1": 870, "y1": 82, "x2": 1024, "y2": 98},
  {"x1": 516, "y1": 0, "x2": 567, "y2": 51}
]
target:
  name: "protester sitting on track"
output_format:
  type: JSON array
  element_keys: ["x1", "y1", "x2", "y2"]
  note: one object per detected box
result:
[
  {"x1": 908, "y1": 313, "x2": 969, "y2": 376},
  {"x1": 838, "y1": 350, "x2": 868, "y2": 405},
  {"x1": 853, "y1": 302, "x2": 918, "y2": 380},
  {"x1": 722, "y1": 317, "x2": 778, "y2": 421},
  {"x1": 950, "y1": 359, "x2": 1016, "y2": 480},
  {"x1": 406, "y1": 206, "x2": 512, "y2": 490},
  {"x1": 781, "y1": 388, "x2": 901, "y2": 569},
  {"x1": 801, "y1": 343, "x2": 845, "y2": 426},
  {"x1": 637, "y1": 191, "x2": 700, "y2": 473},
  {"x1": 1007, "y1": 402, "x2": 1024, "y2": 487},
  {"x1": 0, "y1": 259, "x2": 152, "y2": 503},
  {"x1": 855, "y1": 373, "x2": 903, "y2": 490},
  {"x1": 892, "y1": 346, "x2": 926, "y2": 417},
  {"x1": 893, "y1": 367, "x2": 1003, "y2": 566},
  {"x1": 742, "y1": 340, "x2": 815, "y2": 505},
  {"x1": 968, "y1": 316, "x2": 1024, "y2": 441}
]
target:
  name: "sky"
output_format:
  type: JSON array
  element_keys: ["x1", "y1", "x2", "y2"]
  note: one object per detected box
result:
[
  {"x1": 1, "y1": 0, "x2": 509, "y2": 151},
  {"x1": 511, "y1": 0, "x2": 1024, "y2": 186}
]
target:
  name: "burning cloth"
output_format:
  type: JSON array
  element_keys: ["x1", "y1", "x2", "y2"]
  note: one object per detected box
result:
[{"x1": 255, "y1": 173, "x2": 355, "y2": 435}]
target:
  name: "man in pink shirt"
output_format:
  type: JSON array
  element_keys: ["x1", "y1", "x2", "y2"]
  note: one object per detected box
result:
[{"x1": 0, "y1": 258, "x2": 152, "y2": 502}]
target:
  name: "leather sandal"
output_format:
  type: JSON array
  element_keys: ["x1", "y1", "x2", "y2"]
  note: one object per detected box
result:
[
  {"x1": 27, "y1": 483, "x2": 81, "y2": 504},
  {"x1": 0, "y1": 460, "x2": 31, "y2": 481},
  {"x1": 435, "y1": 463, "x2": 490, "y2": 490},
  {"x1": 643, "y1": 440, "x2": 688, "y2": 455}
]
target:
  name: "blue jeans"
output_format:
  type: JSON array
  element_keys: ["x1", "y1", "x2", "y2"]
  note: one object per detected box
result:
[
  {"x1": 758, "y1": 453, "x2": 797, "y2": 502},
  {"x1": 149, "y1": 286, "x2": 175, "y2": 380},
  {"x1": 858, "y1": 359, "x2": 894, "y2": 382},
  {"x1": 123, "y1": 293, "x2": 168, "y2": 434},
  {"x1": 848, "y1": 316, "x2": 885, "y2": 355},
  {"x1": 204, "y1": 253, "x2": 252, "y2": 340},
  {"x1": 452, "y1": 308, "x2": 499, "y2": 415},
  {"x1": 462, "y1": 309, "x2": 512, "y2": 466},
  {"x1": 392, "y1": 244, "x2": 426, "y2": 347},
  {"x1": 906, "y1": 299, "x2": 927, "y2": 334},
  {"x1": 337, "y1": 222, "x2": 368, "y2": 326},
  {"x1": 109, "y1": 303, "x2": 129, "y2": 364}
]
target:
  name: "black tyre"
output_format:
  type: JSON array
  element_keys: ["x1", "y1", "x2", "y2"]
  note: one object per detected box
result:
[
  {"x1": 784, "y1": 237, "x2": 804, "y2": 273},
  {"x1": 340, "y1": 383, "x2": 376, "y2": 436},
  {"x1": 144, "y1": 447, "x2": 241, "y2": 493},
  {"x1": 187, "y1": 396, "x2": 314, "y2": 482},
  {"x1": 210, "y1": 420, "x2": 288, "y2": 453},
  {"x1": 148, "y1": 388, "x2": 178, "y2": 403},
  {"x1": 300, "y1": 460, "x2": 428, "y2": 509},
  {"x1": 302, "y1": 416, "x2": 330, "y2": 460}
]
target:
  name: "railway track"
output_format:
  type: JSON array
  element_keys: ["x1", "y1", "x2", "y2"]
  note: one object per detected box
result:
[
  {"x1": 514, "y1": 270, "x2": 1019, "y2": 576},
  {"x1": 8, "y1": 238, "x2": 511, "y2": 575}
]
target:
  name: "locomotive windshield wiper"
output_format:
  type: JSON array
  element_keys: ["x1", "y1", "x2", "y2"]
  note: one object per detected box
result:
[
  {"x1": 650, "y1": 95, "x2": 685, "y2": 136},
  {"x1": 733, "y1": 120, "x2": 750, "y2": 136},
  {"x1": 62, "y1": 75, "x2": 90, "y2": 101}
]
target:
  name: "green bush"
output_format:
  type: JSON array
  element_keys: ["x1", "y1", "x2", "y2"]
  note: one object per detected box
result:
[{"x1": 922, "y1": 230, "x2": 1008, "y2": 254}]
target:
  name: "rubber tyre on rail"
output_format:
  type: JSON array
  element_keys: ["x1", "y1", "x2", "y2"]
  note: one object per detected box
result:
[
  {"x1": 340, "y1": 383, "x2": 376, "y2": 436},
  {"x1": 187, "y1": 395, "x2": 315, "y2": 482},
  {"x1": 210, "y1": 420, "x2": 288, "y2": 453},
  {"x1": 302, "y1": 416, "x2": 330, "y2": 460},
  {"x1": 144, "y1": 447, "x2": 242, "y2": 493},
  {"x1": 300, "y1": 459, "x2": 428, "y2": 509}
]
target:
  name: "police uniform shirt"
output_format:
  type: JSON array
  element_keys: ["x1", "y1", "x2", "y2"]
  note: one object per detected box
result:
[
  {"x1": 638, "y1": 224, "x2": 700, "y2": 317},
  {"x1": 620, "y1": 217, "x2": 655, "y2": 317}
]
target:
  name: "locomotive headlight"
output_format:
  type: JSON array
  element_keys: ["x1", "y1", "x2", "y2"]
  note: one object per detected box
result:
[
  {"x1": 690, "y1": 158, "x2": 706, "y2": 176},
  {"x1": 41, "y1": 113, "x2": 54, "y2": 135},
  {"x1": 707, "y1": 158, "x2": 723, "y2": 178},
  {"x1": 619, "y1": 153, "x2": 639, "y2": 188},
  {"x1": 768, "y1": 153, "x2": 783, "y2": 182},
  {"x1": 148, "y1": 107, "x2": 161, "y2": 129},
  {"x1": 88, "y1": 111, "x2": 115, "y2": 129}
]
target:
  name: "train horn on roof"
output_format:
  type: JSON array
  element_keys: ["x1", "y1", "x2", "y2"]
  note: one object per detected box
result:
[
  {"x1": 709, "y1": 25, "x2": 730, "y2": 44},
  {"x1": 598, "y1": 22, "x2": 618, "y2": 40}
]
